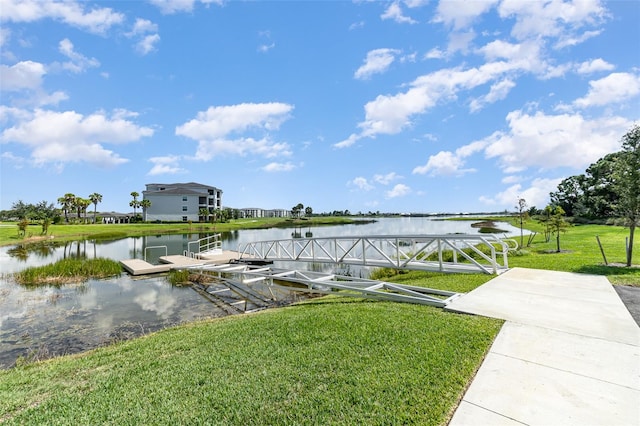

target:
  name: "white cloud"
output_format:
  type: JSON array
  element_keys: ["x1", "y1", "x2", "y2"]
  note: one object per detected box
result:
[
  {"x1": 373, "y1": 172, "x2": 401, "y2": 185},
  {"x1": 572, "y1": 72, "x2": 640, "y2": 108},
  {"x1": 56, "y1": 38, "x2": 100, "y2": 73},
  {"x1": 349, "y1": 177, "x2": 374, "y2": 191},
  {"x1": 126, "y1": 18, "x2": 160, "y2": 55},
  {"x1": 148, "y1": 0, "x2": 223, "y2": 14},
  {"x1": 484, "y1": 109, "x2": 631, "y2": 171},
  {"x1": 0, "y1": 27, "x2": 10, "y2": 47},
  {"x1": 381, "y1": 2, "x2": 417, "y2": 24},
  {"x1": 385, "y1": 183, "x2": 411, "y2": 198},
  {"x1": 480, "y1": 177, "x2": 563, "y2": 209},
  {"x1": 576, "y1": 58, "x2": 614, "y2": 74},
  {"x1": 0, "y1": 61, "x2": 46, "y2": 91},
  {"x1": 136, "y1": 34, "x2": 161, "y2": 55},
  {"x1": 177, "y1": 103, "x2": 294, "y2": 160},
  {"x1": 191, "y1": 137, "x2": 291, "y2": 161},
  {"x1": 148, "y1": 155, "x2": 186, "y2": 175},
  {"x1": 354, "y1": 48, "x2": 400, "y2": 80},
  {"x1": 0, "y1": 0, "x2": 125, "y2": 35},
  {"x1": 1, "y1": 108, "x2": 154, "y2": 168},
  {"x1": 262, "y1": 162, "x2": 296, "y2": 172},
  {"x1": 498, "y1": 0, "x2": 607, "y2": 41},
  {"x1": 469, "y1": 78, "x2": 516, "y2": 112},
  {"x1": 258, "y1": 42, "x2": 275, "y2": 53},
  {"x1": 177, "y1": 102, "x2": 293, "y2": 140},
  {"x1": 412, "y1": 139, "x2": 487, "y2": 177},
  {"x1": 433, "y1": 0, "x2": 499, "y2": 30},
  {"x1": 555, "y1": 29, "x2": 602, "y2": 49},
  {"x1": 352, "y1": 63, "x2": 512, "y2": 140},
  {"x1": 129, "y1": 18, "x2": 158, "y2": 35},
  {"x1": 334, "y1": 133, "x2": 360, "y2": 149}
]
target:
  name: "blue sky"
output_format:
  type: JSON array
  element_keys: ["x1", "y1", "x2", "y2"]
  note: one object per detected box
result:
[{"x1": 1, "y1": 0, "x2": 639, "y2": 215}]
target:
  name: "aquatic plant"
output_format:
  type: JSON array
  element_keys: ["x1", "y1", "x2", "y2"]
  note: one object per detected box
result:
[{"x1": 13, "y1": 258, "x2": 122, "y2": 286}]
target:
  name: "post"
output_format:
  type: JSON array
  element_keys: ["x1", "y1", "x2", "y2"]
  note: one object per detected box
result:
[{"x1": 595, "y1": 235, "x2": 608, "y2": 265}]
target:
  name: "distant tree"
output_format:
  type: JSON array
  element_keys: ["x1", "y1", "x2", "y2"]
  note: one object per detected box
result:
[
  {"x1": 58, "y1": 193, "x2": 76, "y2": 223},
  {"x1": 613, "y1": 124, "x2": 640, "y2": 266},
  {"x1": 130, "y1": 191, "x2": 141, "y2": 221},
  {"x1": 199, "y1": 208, "x2": 209, "y2": 223},
  {"x1": 538, "y1": 205, "x2": 553, "y2": 243},
  {"x1": 305, "y1": 206, "x2": 313, "y2": 216},
  {"x1": 89, "y1": 193, "x2": 103, "y2": 224},
  {"x1": 140, "y1": 199, "x2": 152, "y2": 222},
  {"x1": 291, "y1": 203, "x2": 304, "y2": 218},
  {"x1": 549, "y1": 206, "x2": 570, "y2": 253},
  {"x1": 516, "y1": 197, "x2": 528, "y2": 248},
  {"x1": 41, "y1": 217, "x2": 51, "y2": 235},
  {"x1": 17, "y1": 218, "x2": 29, "y2": 237},
  {"x1": 77, "y1": 198, "x2": 91, "y2": 223}
]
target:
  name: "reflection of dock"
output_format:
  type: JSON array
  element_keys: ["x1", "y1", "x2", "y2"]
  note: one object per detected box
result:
[{"x1": 120, "y1": 250, "x2": 242, "y2": 276}]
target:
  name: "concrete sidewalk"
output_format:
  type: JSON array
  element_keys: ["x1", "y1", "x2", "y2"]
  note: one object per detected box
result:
[{"x1": 445, "y1": 267, "x2": 640, "y2": 426}]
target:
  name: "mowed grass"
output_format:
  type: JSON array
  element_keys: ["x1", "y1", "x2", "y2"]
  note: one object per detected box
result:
[
  {"x1": 0, "y1": 217, "x2": 360, "y2": 247},
  {"x1": 0, "y1": 300, "x2": 501, "y2": 425},
  {"x1": 1, "y1": 218, "x2": 638, "y2": 424}
]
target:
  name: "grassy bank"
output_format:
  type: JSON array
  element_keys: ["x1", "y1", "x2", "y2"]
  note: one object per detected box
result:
[
  {"x1": 0, "y1": 300, "x2": 501, "y2": 425},
  {"x1": 13, "y1": 258, "x2": 122, "y2": 285},
  {"x1": 1, "y1": 218, "x2": 638, "y2": 424},
  {"x1": 0, "y1": 217, "x2": 362, "y2": 247}
]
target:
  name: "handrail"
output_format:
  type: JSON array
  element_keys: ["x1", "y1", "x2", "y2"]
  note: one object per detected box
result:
[
  {"x1": 185, "y1": 233, "x2": 222, "y2": 258},
  {"x1": 144, "y1": 245, "x2": 168, "y2": 261},
  {"x1": 237, "y1": 234, "x2": 513, "y2": 275}
]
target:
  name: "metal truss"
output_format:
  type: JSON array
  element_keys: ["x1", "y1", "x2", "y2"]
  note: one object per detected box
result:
[
  {"x1": 237, "y1": 234, "x2": 517, "y2": 275},
  {"x1": 183, "y1": 263, "x2": 463, "y2": 308}
]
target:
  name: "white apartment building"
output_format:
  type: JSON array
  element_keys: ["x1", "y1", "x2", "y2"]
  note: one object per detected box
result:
[{"x1": 142, "y1": 182, "x2": 222, "y2": 222}]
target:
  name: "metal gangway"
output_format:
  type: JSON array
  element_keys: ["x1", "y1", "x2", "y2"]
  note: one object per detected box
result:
[
  {"x1": 185, "y1": 233, "x2": 223, "y2": 258},
  {"x1": 238, "y1": 234, "x2": 517, "y2": 275},
  {"x1": 182, "y1": 262, "x2": 462, "y2": 308}
]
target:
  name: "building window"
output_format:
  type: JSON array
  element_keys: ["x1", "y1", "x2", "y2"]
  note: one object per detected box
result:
[
  {"x1": 182, "y1": 196, "x2": 188, "y2": 202},
  {"x1": 182, "y1": 216, "x2": 188, "y2": 222},
  {"x1": 182, "y1": 206, "x2": 188, "y2": 212}
]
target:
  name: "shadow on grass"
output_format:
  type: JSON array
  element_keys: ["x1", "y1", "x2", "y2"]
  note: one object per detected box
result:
[{"x1": 574, "y1": 264, "x2": 640, "y2": 277}]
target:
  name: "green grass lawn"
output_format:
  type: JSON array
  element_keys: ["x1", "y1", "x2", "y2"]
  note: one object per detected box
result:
[
  {"x1": 0, "y1": 300, "x2": 501, "y2": 425},
  {"x1": 0, "y1": 217, "x2": 361, "y2": 247},
  {"x1": 1, "y1": 217, "x2": 638, "y2": 424}
]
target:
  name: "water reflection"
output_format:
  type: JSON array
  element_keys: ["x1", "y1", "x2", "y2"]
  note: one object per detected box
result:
[{"x1": 0, "y1": 217, "x2": 522, "y2": 369}]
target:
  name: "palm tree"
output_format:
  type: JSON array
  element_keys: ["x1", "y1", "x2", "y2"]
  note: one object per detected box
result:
[
  {"x1": 77, "y1": 198, "x2": 91, "y2": 223},
  {"x1": 57, "y1": 193, "x2": 76, "y2": 223},
  {"x1": 199, "y1": 208, "x2": 209, "y2": 223},
  {"x1": 130, "y1": 191, "x2": 140, "y2": 221},
  {"x1": 140, "y1": 199, "x2": 151, "y2": 222},
  {"x1": 89, "y1": 193, "x2": 102, "y2": 224}
]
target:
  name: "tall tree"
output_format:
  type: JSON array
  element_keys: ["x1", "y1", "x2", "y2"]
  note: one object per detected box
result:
[
  {"x1": 140, "y1": 199, "x2": 151, "y2": 222},
  {"x1": 130, "y1": 191, "x2": 140, "y2": 221},
  {"x1": 516, "y1": 197, "x2": 528, "y2": 248},
  {"x1": 77, "y1": 198, "x2": 91, "y2": 223},
  {"x1": 89, "y1": 193, "x2": 102, "y2": 224},
  {"x1": 614, "y1": 125, "x2": 640, "y2": 266},
  {"x1": 199, "y1": 207, "x2": 209, "y2": 223},
  {"x1": 58, "y1": 193, "x2": 76, "y2": 223},
  {"x1": 548, "y1": 206, "x2": 570, "y2": 253}
]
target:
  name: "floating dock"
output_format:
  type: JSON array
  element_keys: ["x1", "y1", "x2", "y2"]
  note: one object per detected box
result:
[{"x1": 120, "y1": 250, "x2": 243, "y2": 276}]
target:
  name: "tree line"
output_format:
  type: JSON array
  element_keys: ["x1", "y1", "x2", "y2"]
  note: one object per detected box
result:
[{"x1": 544, "y1": 124, "x2": 639, "y2": 266}]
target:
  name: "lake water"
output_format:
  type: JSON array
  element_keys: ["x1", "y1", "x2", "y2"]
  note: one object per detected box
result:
[{"x1": 0, "y1": 216, "x2": 521, "y2": 368}]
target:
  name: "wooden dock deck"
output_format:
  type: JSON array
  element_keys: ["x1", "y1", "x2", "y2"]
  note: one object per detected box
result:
[{"x1": 120, "y1": 250, "x2": 243, "y2": 276}]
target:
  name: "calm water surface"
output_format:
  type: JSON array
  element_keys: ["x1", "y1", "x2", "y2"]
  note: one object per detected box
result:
[{"x1": 0, "y1": 217, "x2": 520, "y2": 368}]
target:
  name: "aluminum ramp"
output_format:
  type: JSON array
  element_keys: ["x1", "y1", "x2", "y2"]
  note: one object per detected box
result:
[
  {"x1": 237, "y1": 234, "x2": 516, "y2": 275},
  {"x1": 182, "y1": 263, "x2": 463, "y2": 308}
]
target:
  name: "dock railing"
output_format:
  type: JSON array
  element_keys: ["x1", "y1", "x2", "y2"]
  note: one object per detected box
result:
[
  {"x1": 238, "y1": 234, "x2": 517, "y2": 275},
  {"x1": 185, "y1": 233, "x2": 223, "y2": 258}
]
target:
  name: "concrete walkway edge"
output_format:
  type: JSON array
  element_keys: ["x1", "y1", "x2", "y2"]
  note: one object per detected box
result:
[{"x1": 445, "y1": 267, "x2": 640, "y2": 426}]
